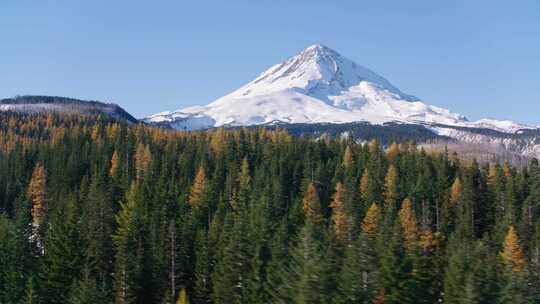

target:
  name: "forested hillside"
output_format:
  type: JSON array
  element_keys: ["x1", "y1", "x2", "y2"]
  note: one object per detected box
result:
[{"x1": 0, "y1": 112, "x2": 539, "y2": 303}]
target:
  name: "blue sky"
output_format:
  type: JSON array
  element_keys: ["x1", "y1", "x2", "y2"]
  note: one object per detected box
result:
[{"x1": 1, "y1": 1, "x2": 539, "y2": 123}]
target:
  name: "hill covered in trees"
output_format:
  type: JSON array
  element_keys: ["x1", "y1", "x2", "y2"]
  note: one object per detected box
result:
[
  {"x1": 0, "y1": 96, "x2": 138, "y2": 123},
  {"x1": 0, "y1": 111, "x2": 539, "y2": 303}
]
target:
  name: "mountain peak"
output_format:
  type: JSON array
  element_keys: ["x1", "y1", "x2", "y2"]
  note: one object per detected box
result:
[
  {"x1": 223, "y1": 44, "x2": 417, "y2": 105},
  {"x1": 148, "y1": 44, "x2": 471, "y2": 130},
  {"x1": 301, "y1": 43, "x2": 339, "y2": 57}
]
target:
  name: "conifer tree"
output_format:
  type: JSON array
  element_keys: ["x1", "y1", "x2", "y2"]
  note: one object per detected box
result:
[
  {"x1": 231, "y1": 157, "x2": 251, "y2": 214},
  {"x1": 41, "y1": 196, "x2": 85, "y2": 304},
  {"x1": 302, "y1": 183, "x2": 324, "y2": 226},
  {"x1": 361, "y1": 203, "x2": 380, "y2": 240},
  {"x1": 69, "y1": 271, "x2": 110, "y2": 304},
  {"x1": 450, "y1": 176, "x2": 462, "y2": 207},
  {"x1": 27, "y1": 163, "x2": 47, "y2": 227},
  {"x1": 330, "y1": 182, "x2": 352, "y2": 244},
  {"x1": 189, "y1": 166, "x2": 210, "y2": 213},
  {"x1": 110, "y1": 149, "x2": 120, "y2": 177},
  {"x1": 134, "y1": 143, "x2": 151, "y2": 181},
  {"x1": 113, "y1": 185, "x2": 154, "y2": 304},
  {"x1": 378, "y1": 226, "x2": 414, "y2": 304},
  {"x1": 398, "y1": 198, "x2": 418, "y2": 250},
  {"x1": 336, "y1": 234, "x2": 378, "y2": 303},
  {"x1": 360, "y1": 168, "x2": 377, "y2": 209},
  {"x1": 443, "y1": 236, "x2": 469, "y2": 304},
  {"x1": 23, "y1": 277, "x2": 38, "y2": 304},
  {"x1": 386, "y1": 142, "x2": 400, "y2": 163},
  {"x1": 177, "y1": 287, "x2": 190, "y2": 304},
  {"x1": 81, "y1": 172, "x2": 115, "y2": 286},
  {"x1": 277, "y1": 221, "x2": 329, "y2": 304},
  {"x1": 383, "y1": 165, "x2": 399, "y2": 211},
  {"x1": 193, "y1": 230, "x2": 212, "y2": 304},
  {"x1": 342, "y1": 145, "x2": 354, "y2": 170},
  {"x1": 501, "y1": 225, "x2": 526, "y2": 273}
]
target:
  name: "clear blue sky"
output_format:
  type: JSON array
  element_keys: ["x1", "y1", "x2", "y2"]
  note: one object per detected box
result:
[{"x1": 1, "y1": 1, "x2": 539, "y2": 123}]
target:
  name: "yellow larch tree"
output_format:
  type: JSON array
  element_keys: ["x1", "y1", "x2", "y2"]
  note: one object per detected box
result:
[
  {"x1": 210, "y1": 127, "x2": 227, "y2": 155},
  {"x1": 110, "y1": 149, "x2": 120, "y2": 177},
  {"x1": 383, "y1": 165, "x2": 399, "y2": 211},
  {"x1": 134, "y1": 143, "x2": 151, "y2": 181},
  {"x1": 189, "y1": 166, "x2": 209, "y2": 211},
  {"x1": 501, "y1": 225, "x2": 526, "y2": 273},
  {"x1": 342, "y1": 145, "x2": 354, "y2": 169},
  {"x1": 399, "y1": 198, "x2": 418, "y2": 250},
  {"x1": 359, "y1": 168, "x2": 370, "y2": 195},
  {"x1": 27, "y1": 163, "x2": 47, "y2": 227},
  {"x1": 361, "y1": 203, "x2": 380, "y2": 239},
  {"x1": 450, "y1": 176, "x2": 462, "y2": 207},
  {"x1": 502, "y1": 161, "x2": 512, "y2": 178},
  {"x1": 330, "y1": 182, "x2": 351, "y2": 244},
  {"x1": 386, "y1": 142, "x2": 400, "y2": 163},
  {"x1": 302, "y1": 183, "x2": 324, "y2": 225},
  {"x1": 176, "y1": 287, "x2": 190, "y2": 304},
  {"x1": 487, "y1": 163, "x2": 498, "y2": 186}
]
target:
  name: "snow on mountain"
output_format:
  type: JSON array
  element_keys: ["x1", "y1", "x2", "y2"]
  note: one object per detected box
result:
[
  {"x1": 146, "y1": 44, "x2": 531, "y2": 135},
  {"x1": 471, "y1": 118, "x2": 534, "y2": 133}
]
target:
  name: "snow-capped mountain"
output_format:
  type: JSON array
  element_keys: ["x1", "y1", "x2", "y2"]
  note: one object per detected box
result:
[
  {"x1": 146, "y1": 44, "x2": 540, "y2": 162},
  {"x1": 146, "y1": 44, "x2": 532, "y2": 133}
]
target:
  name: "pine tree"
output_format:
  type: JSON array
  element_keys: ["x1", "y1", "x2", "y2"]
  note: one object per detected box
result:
[
  {"x1": 113, "y1": 185, "x2": 154, "y2": 304},
  {"x1": 378, "y1": 226, "x2": 414, "y2": 304},
  {"x1": 23, "y1": 277, "x2": 38, "y2": 304},
  {"x1": 0, "y1": 214, "x2": 31, "y2": 302},
  {"x1": 231, "y1": 157, "x2": 251, "y2": 214},
  {"x1": 443, "y1": 237, "x2": 468, "y2": 304},
  {"x1": 193, "y1": 230, "x2": 212, "y2": 304},
  {"x1": 336, "y1": 234, "x2": 378, "y2": 303},
  {"x1": 41, "y1": 196, "x2": 85, "y2": 304},
  {"x1": 69, "y1": 271, "x2": 110, "y2": 304},
  {"x1": 211, "y1": 211, "x2": 254, "y2": 304},
  {"x1": 81, "y1": 172, "x2": 115, "y2": 286},
  {"x1": 277, "y1": 222, "x2": 329, "y2": 304}
]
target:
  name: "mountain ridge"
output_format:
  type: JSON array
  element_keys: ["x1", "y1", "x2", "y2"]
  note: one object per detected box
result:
[{"x1": 0, "y1": 95, "x2": 138, "y2": 123}]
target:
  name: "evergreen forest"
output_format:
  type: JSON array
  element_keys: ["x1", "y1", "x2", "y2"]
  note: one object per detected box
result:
[{"x1": 0, "y1": 112, "x2": 539, "y2": 303}]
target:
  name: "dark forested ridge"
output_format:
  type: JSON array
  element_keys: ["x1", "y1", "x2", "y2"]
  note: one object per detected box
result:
[
  {"x1": 0, "y1": 96, "x2": 138, "y2": 123},
  {"x1": 0, "y1": 112, "x2": 539, "y2": 304}
]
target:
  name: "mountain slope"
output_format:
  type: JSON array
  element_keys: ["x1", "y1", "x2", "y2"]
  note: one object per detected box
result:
[
  {"x1": 146, "y1": 44, "x2": 523, "y2": 131},
  {"x1": 0, "y1": 95, "x2": 138, "y2": 123}
]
